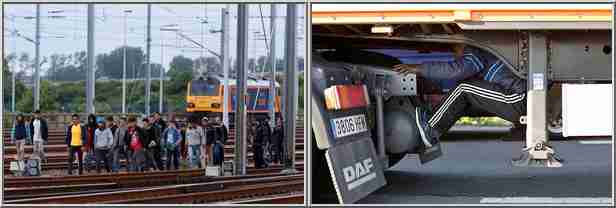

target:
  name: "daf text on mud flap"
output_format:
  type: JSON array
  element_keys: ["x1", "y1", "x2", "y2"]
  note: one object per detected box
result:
[{"x1": 343, "y1": 158, "x2": 376, "y2": 191}]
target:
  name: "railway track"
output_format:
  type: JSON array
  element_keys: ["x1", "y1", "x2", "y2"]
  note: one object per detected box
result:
[
  {"x1": 3, "y1": 126, "x2": 305, "y2": 174},
  {"x1": 5, "y1": 172, "x2": 304, "y2": 204},
  {"x1": 232, "y1": 193, "x2": 304, "y2": 204},
  {"x1": 3, "y1": 124, "x2": 305, "y2": 204},
  {"x1": 5, "y1": 163, "x2": 304, "y2": 187}
]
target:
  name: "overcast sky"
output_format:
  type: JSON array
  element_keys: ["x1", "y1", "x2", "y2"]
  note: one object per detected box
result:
[{"x1": 3, "y1": 4, "x2": 306, "y2": 75}]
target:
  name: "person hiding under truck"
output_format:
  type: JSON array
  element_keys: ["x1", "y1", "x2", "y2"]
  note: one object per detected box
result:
[{"x1": 393, "y1": 43, "x2": 527, "y2": 158}]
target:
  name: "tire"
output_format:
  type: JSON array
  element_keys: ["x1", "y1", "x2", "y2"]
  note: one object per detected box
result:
[{"x1": 548, "y1": 116, "x2": 564, "y2": 140}]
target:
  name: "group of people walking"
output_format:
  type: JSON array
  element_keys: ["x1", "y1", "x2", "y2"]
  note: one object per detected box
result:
[
  {"x1": 250, "y1": 117, "x2": 286, "y2": 169},
  {"x1": 63, "y1": 112, "x2": 222, "y2": 175},
  {"x1": 10, "y1": 111, "x2": 287, "y2": 176}
]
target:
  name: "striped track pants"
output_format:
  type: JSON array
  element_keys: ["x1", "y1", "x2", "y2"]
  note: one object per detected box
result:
[{"x1": 428, "y1": 79, "x2": 526, "y2": 135}]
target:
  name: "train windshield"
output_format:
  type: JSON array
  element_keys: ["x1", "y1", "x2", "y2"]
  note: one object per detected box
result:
[{"x1": 190, "y1": 79, "x2": 219, "y2": 96}]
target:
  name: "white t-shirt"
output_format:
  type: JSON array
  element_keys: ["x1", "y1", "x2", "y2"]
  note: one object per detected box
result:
[{"x1": 33, "y1": 119, "x2": 42, "y2": 142}]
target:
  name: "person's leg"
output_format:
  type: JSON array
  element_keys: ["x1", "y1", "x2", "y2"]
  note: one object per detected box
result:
[
  {"x1": 104, "y1": 149, "x2": 112, "y2": 172},
  {"x1": 67, "y1": 146, "x2": 75, "y2": 175},
  {"x1": 173, "y1": 148, "x2": 180, "y2": 170},
  {"x1": 95, "y1": 149, "x2": 103, "y2": 173},
  {"x1": 428, "y1": 79, "x2": 525, "y2": 136},
  {"x1": 77, "y1": 148, "x2": 84, "y2": 175},
  {"x1": 166, "y1": 149, "x2": 172, "y2": 170},
  {"x1": 207, "y1": 144, "x2": 213, "y2": 165},
  {"x1": 40, "y1": 141, "x2": 46, "y2": 162},
  {"x1": 187, "y1": 145, "x2": 194, "y2": 168},
  {"x1": 124, "y1": 150, "x2": 132, "y2": 172},
  {"x1": 135, "y1": 149, "x2": 144, "y2": 172},
  {"x1": 32, "y1": 141, "x2": 40, "y2": 159},
  {"x1": 155, "y1": 149, "x2": 164, "y2": 170},
  {"x1": 112, "y1": 149, "x2": 119, "y2": 172},
  {"x1": 130, "y1": 150, "x2": 137, "y2": 172},
  {"x1": 195, "y1": 146, "x2": 202, "y2": 168},
  {"x1": 16, "y1": 140, "x2": 24, "y2": 161},
  {"x1": 254, "y1": 144, "x2": 262, "y2": 168}
]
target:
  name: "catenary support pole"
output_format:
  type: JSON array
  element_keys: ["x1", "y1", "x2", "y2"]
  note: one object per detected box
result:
[
  {"x1": 282, "y1": 4, "x2": 298, "y2": 174},
  {"x1": 145, "y1": 4, "x2": 152, "y2": 115},
  {"x1": 222, "y1": 6, "x2": 230, "y2": 127},
  {"x1": 269, "y1": 4, "x2": 277, "y2": 128},
  {"x1": 86, "y1": 4, "x2": 95, "y2": 114},
  {"x1": 234, "y1": 4, "x2": 249, "y2": 175},
  {"x1": 34, "y1": 4, "x2": 41, "y2": 111}
]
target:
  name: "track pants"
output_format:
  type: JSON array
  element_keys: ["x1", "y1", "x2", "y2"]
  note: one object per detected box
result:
[{"x1": 428, "y1": 79, "x2": 526, "y2": 137}]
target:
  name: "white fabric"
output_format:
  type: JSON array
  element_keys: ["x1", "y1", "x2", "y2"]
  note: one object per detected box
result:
[{"x1": 33, "y1": 119, "x2": 42, "y2": 142}]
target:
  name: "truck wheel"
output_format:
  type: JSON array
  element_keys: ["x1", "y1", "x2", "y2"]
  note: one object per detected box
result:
[{"x1": 548, "y1": 116, "x2": 564, "y2": 140}]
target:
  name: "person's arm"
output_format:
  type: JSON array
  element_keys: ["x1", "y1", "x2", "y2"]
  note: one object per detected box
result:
[
  {"x1": 106, "y1": 130, "x2": 114, "y2": 149},
  {"x1": 175, "y1": 129, "x2": 182, "y2": 146},
  {"x1": 10, "y1": 124, "x2": 15, "y2": 143},
  {"x1": 82, "y1": 126, "x2": 88, "y2": 148},
  {"x1": 42, "y1": 120, "x2": 48, "y2": 141},
  {"x1": 394, "y1": 55, "x2": 483, "y2": 81},
  {"x1": 65, "y1": 126, "x2": 70, "y2": 147}
]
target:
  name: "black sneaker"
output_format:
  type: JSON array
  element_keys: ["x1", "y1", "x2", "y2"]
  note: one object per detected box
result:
[
  {"x1": 414, "y1": 107, "x2": 439, "y2": 146},
  {"x1": 414, "y1": 107, "x2": 442, "y2": 164}
]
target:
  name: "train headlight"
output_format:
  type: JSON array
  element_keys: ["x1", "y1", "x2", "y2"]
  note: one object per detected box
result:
[
  {"x1": 187, "y1": 103, "x2": 196, "y2": 108},
  {"x1": 211, "y1": 103, "x2": 221, "y2": 108}
]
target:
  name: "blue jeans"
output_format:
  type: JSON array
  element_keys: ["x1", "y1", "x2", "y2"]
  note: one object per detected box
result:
[
  {"x1": 166, "y1": 147, "x2": 180, "y2": 170},
  {"x1": 188, "y1": 145, "x2": 201, "y2": 169}
]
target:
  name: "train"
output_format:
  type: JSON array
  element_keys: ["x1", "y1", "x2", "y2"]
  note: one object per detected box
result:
[{"x1": 186, "y1": 75, "x2": 281, "y2": 122}]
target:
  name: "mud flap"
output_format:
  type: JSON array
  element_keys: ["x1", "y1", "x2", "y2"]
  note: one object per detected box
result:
[
  {"x1": 418, "y1": 142, "x2": 443, "y2": 164},
  {"x1": 325, "y1": 136, "x2": 387, "y2": 204}
]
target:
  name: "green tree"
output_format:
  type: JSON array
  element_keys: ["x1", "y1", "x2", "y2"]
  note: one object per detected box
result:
[
  {"x1": 96, "y1": 46, "x2": 145, "y2": 79},
  {"x1": 169, "y1": 55, "x2": 193, "y2": 74}
]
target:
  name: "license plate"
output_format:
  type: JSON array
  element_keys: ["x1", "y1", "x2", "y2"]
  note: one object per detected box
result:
[{"x1": 331, "y1": 114, "x2": 368, "y2": 138}]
